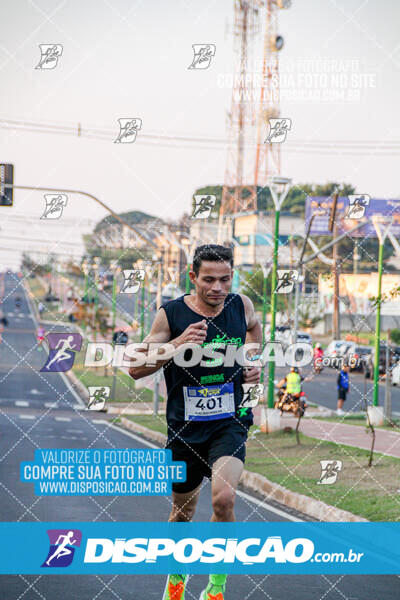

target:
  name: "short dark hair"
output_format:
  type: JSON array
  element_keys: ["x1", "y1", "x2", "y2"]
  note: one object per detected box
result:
[{"x1": 192, "y1": 244, "x2": 234, "y2": 276}]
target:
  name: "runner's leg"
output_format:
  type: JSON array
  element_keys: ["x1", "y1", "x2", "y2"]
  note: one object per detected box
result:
[
  {"x1": 168, "y1": 484, "x2": 201, "y2": 522},
  {"x1": 200, "y1": 457, "x2": 243, "y2": 599},
  {"x1": 163, "y1": 485, "x2": 202, "y2": 599},
  {"x1": 210, "y1": 456, "x2": 243, "y2": 522}
]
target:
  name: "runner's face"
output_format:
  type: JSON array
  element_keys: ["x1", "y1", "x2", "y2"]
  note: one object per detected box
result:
[{"x1": 191, "y1": 261, "x2": 232, "y2": 306}]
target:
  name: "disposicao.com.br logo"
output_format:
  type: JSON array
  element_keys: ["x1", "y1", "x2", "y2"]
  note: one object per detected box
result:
[{"x1": 83, "y1": 536, "x2": 364, "y2": 566}]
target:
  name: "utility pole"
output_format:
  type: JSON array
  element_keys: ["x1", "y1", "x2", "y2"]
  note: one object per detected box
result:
[
  {"x1": 329, "y1": 193, "x2": 340, "y2": 339},
  {"x1": 385, "y1": 330, "x2": 392, "y2": 421}
]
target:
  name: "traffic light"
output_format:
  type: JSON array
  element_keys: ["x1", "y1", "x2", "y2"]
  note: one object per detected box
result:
[{"x1": 0, "y1": 164, "x2": 14, "y2": 206}]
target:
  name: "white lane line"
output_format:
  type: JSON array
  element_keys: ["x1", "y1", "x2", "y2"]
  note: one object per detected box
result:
[
  {"x1": 236, "y1": 489, "x2": 303, "y2": 522},
  {"x1": 66, "y1": 429, "x2": 83, "y2": 433},
  {"x1": 104, "y1": 422, "x2": 301, "y2": 522},
  {"x1": 45, "y1": 403, "x2": 58, "y2": 408},
  {"x1": 15, "y1": 401, "x2": 29, "y2": 407},
  {"x1": 59, "y1": 372, "x2": 86, "y2": 409},
  {"x1": 55, "y1": 417, "x2": 71, "y2": 422},
  {"x1": 19, "y1": 415, "x2": 36, "y2": 420}
]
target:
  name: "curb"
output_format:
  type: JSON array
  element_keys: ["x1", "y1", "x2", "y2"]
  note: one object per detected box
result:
[
  {"x1": 120, "y1": 416, "x2": 168, "y2": 446},
  {"x1": 65, "y1": 368, "x2": 89, "y2": 403},
  {"x1": 119, "y1": 418, "x2": 367, "y2": 523}
]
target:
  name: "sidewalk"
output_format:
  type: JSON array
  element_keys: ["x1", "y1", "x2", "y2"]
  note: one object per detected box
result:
[{"x1": 254, "y1": 410, "x2": 400, "y2": 459}]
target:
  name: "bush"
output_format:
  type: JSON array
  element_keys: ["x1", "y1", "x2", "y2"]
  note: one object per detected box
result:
[{"x1": 390, "y1": 329, "x2": 400, "y2": 344}]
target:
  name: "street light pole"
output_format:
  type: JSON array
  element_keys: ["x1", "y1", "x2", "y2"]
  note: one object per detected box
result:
[
  {"x1": 261, "y1": 263, "x2": 271, "y2": 385},
  {"x1": 373, "y1": 240, "x2": 384, "y2": 407},
  {"x1": 372, "y1": 216, "x2": 392, "y2": 407},
  {"x1": 266, "y1": 177, "x2": 292, "y2": 409},
  {"x1": 140, "y1": 275, "x2": 146, "y2": 342},
  {"x1": 111, "y1": 266, "x2": 118, "y2": 337}
]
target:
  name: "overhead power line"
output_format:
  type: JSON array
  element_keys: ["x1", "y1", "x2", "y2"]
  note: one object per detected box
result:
[{"x1": 1, "y1": 117, "x2": 400, "y2": 155}]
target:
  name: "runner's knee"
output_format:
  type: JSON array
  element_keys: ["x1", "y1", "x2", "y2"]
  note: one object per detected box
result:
[
  {"x1": 170, "y1": 501, "x2": 196, "y2": 522},
  {"x1": 212, "y1": 487, "x2": 235, "y2": 517}
]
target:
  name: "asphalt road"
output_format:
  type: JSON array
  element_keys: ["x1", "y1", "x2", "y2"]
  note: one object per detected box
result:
[{"x1": 0, "y1": 272, "x2": 399, "y2": 599}]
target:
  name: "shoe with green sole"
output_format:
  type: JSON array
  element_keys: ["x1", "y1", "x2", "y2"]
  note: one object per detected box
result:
[{"x1": 199, "y1": 582, "x2": 225, "y2": 600}]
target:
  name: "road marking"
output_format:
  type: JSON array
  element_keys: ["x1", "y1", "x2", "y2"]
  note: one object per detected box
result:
[
  {"x1": 19, "y1": 415, "x2": 36, "y2": 420},
  {"x1": 55, "y1": 417, "x2": 71, "y2": 422},
  {"x1": 45, "y1": 403, "x2": 58, "y2": 408},
  {"x1": 30, "y1": 389, "x2": 43, "y2": 395},
  {"x1": 15, "y1": 401, "x2": 29, "y2": 407},
  {"x1": 235, "y1": 489, "x2": 303, "y2": 522},
  {"x1": 66, "y1": 429, "x2": 83, "y2": 433},
  {"x1": 105, "y1": 421, "x2": 302, "y2": 522},
  {"x1": 58, "y1": 372, "x2": 86, "y2": 409}
]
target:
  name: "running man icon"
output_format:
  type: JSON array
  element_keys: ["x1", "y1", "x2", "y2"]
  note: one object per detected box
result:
[
  {"x1": 46, "y1": 532, "x2": 76, "y2": 566},
  {"x1": 42, "y1": 529, "x2": 82, "y2": 568},
  {"x1": 40, "y1": 333, "x2": 82, "y2": 372}
]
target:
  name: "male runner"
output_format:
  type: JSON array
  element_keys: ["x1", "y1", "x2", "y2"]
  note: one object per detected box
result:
[{"x1": 129, "y1": 244, "x2": 262, "y2": 600}]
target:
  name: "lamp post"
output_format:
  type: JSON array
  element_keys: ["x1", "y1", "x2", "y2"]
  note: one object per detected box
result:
[
  {"x1": 144, "y1": 262, "x2": 154, "y2": 336},
  {"x1": 153, "y1": 252, "x2": 163, "y2": 311},
  {"x1": 136, "y1": 260, "x2": 146, "y2": 342},
  {"x1": 266, "y1": 176, "x2": 292, "y2": 408},
  {"x1": 260, "y1": 263, "x2": 272, "y2": 384},
  {"x1": 181, "y1": 237, "x2": 196, "y2": 294},
  {"x1": 111, "y1": 263, "x2": 120, "y2": 338},
  {"x1": 92, "y1": 256, "x2": 101, "y2": 307},
  {"x1": 82, "y1": 258, "x2": 89, "y2": 302},
  {"x1": 372, "y1": 216, "x2": 393, "y2": 407}
]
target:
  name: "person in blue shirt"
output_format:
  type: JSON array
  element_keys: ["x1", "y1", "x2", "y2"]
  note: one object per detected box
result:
[{"x1": 337, "y1": 364, "x2": 350, "y2": 415}]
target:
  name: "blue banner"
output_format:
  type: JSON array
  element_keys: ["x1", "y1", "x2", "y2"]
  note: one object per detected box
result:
[
  {"x1": 0, "y1": 522, "x2": 398, "y2": 574},
  {"x1": 20, "y1": 449, "x2": 186, "y2": 496},
  {"x1": 305, "y1": 196, "x2": 400, "y2": 237}
]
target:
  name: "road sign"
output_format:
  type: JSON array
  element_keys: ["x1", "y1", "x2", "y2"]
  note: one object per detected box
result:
[
  {"x1": 305, "y1": 196, "x2": 400, "y2": 237},
  {"x1": 0, "y1": 164, "x2": 13, "y2": 206}
]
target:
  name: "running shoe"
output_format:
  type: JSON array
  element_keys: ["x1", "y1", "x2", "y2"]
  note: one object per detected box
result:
[
  {"x1": 162, "y1": 574, "x2": 188, "y2": 600},
  {"x1": 199, "y1": 582, "x2": 225, "y2": 600}
]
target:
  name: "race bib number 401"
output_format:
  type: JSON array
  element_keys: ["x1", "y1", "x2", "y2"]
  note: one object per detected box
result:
[{"x1": 183, "y1": 382, "x2": 235, "y2": 421}]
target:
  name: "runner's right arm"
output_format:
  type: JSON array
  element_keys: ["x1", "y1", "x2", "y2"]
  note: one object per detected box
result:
[{"x1": 128, "y1": 308, "x2": 207, "y2": 380}]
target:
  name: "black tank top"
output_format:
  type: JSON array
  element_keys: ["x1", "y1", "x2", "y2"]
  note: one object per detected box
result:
[{"x1": 161, "y1": 293, "x2": 252, "y2": 443}]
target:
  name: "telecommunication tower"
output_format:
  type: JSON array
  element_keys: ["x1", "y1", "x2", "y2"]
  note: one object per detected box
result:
[{"x1": 220, "y1": 0, "x2": 290, "y2": 218}]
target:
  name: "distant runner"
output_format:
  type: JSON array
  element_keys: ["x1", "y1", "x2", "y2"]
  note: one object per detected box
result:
[
  {"x1": 129, "y1": 244, "x2": 262, "y2": 600},
  {"x1": 37, "y1": 326, "x2": 46, "y2": 349}
]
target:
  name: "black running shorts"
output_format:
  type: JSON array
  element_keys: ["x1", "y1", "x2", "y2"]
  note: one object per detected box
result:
[
  {"x1": 166, "y1": 420, "x2": 250, "y2": 494},
  {"x1": 338, "y1": 388, "x2": 348, "y2": 401}
]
